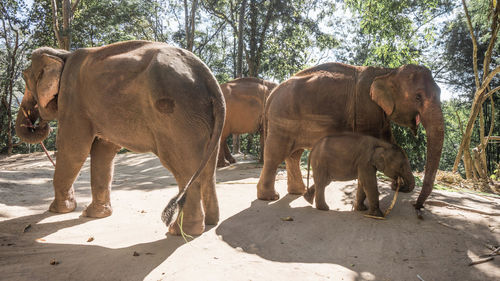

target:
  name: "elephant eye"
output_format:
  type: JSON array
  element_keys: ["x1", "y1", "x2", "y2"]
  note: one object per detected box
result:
[{"x1": 415, "y1": 93, "x2": 422, "y2": 102}]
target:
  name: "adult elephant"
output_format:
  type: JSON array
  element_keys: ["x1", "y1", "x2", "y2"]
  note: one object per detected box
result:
[
  {"x1": 15, "y1": 41, "x2": 225, "y2": 235},
  {"x1": 217, "y1": 77, "x2": 277, "y2": 167},
  {"x1": 257, "y1": 63, "x2": 444, "y2": 211}
]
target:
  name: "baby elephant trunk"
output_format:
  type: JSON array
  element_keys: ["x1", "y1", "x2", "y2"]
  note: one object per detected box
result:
[{"x1": 395, "y1": 170, "x2": 415, "y2": 193}]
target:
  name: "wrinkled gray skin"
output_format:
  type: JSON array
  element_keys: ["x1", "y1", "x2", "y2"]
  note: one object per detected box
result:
[
  {"x1": 303, "y1": 133, "x2": 415, "y2": 217},
  {"x1": 15, "y1": 41, "x2": 226, "y2": 236}
]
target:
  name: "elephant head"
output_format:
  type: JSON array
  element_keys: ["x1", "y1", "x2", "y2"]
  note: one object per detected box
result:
[
  {"x1": 370, "y1": 65, "x2": 444, "y2": 208},
  {"x1": 372, "y1": 144, "x2": 415, "y2": 193},
  {"x1": 15, "y1": 48, "x2": 69, "y2": 144}
]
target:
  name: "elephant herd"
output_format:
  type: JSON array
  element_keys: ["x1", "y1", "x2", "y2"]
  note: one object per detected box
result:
[{"x1": 15, "y1": 40, "x2": 443, "y2": 236}]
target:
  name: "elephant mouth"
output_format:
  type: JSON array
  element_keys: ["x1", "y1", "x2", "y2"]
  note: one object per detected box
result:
[
  {"x1": 20, "y1": 108, "x2": 42, "y2": 131},
  {"x1": 410, "y1": 113, "x2": 421, "y2": 136},
  {"x1": 391, "y1": 176, "x2": 414, "y2": 193}
]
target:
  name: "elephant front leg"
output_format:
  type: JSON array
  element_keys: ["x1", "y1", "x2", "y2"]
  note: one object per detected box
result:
[
  {"x1": 82, "y1": 138, "x2": 120, "y2": 218},
  {"x1": 49, "y1": 124, "x2": 94, "y2": 214},
  {"x1": 354, "y1": 181, "x2": 368, "y2": 211},
  {"x1": 358, "y1": 168, "x2": 383, "y2": 217},
  {"x1": 286, "y1": 149, "x2": 306, "y2": 194}
]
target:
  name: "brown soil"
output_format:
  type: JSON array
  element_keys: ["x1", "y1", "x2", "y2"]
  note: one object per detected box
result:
[{"x1": 0, "y1": 152, "x2": 499, "y2": 281}]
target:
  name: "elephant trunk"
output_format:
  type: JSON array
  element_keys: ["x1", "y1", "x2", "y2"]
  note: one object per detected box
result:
[
  {"x1": 15, "y1": 89, "x2": 50, "y2": 144},
  {"x1": 400, "y1": 169, "x2": 415, "y2": 192},
  {"x1": 415, "y1": 103, "x2": 444, "y2": 209}
]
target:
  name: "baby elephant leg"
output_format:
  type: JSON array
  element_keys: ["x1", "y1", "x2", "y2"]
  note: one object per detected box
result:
[
  {"x1": 358, "y1": 168, "x2": 383, "y2": 217},
  {"x1": 354, "y1": 182, "x2": 368, "y2": 211}
]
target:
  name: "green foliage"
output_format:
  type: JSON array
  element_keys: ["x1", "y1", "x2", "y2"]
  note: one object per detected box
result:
[
  {"x1": 392, "y1": 125, "x2": 427, "y2": 172},
  {"x1": 440, "y1": 100, "x2": 471, "y2": 175},
  {"x1": 340, "y1": 0, "x2": 455, "y2": 66},
  {"x1": 1, "y1": 0, "x2": 498, "y2": 178}
]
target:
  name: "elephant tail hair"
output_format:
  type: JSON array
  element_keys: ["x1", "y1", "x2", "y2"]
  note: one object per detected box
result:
[
  {"x1": 161, "y1": 77, "x2": 226, "y2": 227},
  {"x1": 161, "y1": 192, "x2": 187, "y2": 226}
]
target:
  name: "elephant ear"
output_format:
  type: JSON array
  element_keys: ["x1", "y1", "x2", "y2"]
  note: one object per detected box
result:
[
  {"x1": 370, "y1": 73, "x2": 395, "y2": 116},
  {"x1": 36, "y1": 54, "x2": 64, "y2": 110},
  {"x1": 372, "y1": 146, "x2": 386, "y2": 172}
]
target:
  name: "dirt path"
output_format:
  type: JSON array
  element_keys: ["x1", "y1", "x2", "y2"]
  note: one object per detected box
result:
[{"x1": 0, "y1": 152, "x2": 499, "y2": 281}]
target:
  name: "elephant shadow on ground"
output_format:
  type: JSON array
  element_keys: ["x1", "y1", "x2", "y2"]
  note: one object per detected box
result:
[
  {"x1": 216, "y1": 191, "x2": 499, "y2": 280},
  {"x1": 0, "y1": 211, "x2": 186, "y2": 281},
  {"x1": 0, "y1": 153, "x2": 179, "y2": 209}
]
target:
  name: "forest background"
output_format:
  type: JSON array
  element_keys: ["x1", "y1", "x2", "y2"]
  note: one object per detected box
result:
[{"x1": 0, "y1": 0, "x2": 499, "y2": 184}]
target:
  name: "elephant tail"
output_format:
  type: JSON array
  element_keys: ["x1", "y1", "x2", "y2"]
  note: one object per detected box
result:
[
  {"x1": 303, "y1": 150, "x2": 315, "y2": 204},
  {"x1": 161, "y1": 76, "x2": 226, "y2": 228}
]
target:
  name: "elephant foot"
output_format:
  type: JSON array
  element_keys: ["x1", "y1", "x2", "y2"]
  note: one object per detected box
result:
[
  {"x1": 257, "y1": 188, "x2": 280, "y2": 201},
  {"x1": 367, "y1": 208, "x2": 384, "y2": 218},
  {"x1": 217, "y1": 159, "x2": 230, "y2": 168},
  {"x1": 227, "y1": 156, "x2": 236, "y2": 164},
  {"x1": 168, "y1": 219, "x2": 205, "y2": 236},
  {"x1": 287, "y1": 182, "x2": 306, "y2": 195},
  {"x1": 303, "y1": 187, "x2": 315, "y2": 204},
  {"x1": 354, "y1": 202, "x2": 368, "y2": 211},
  {"x1": 82, "y1": 202, "x2": 113, "y2": 218},
  {"x1": 204, "y1": 210, "x2": 219, "y2": 226},
  {"x1": 49, "y1": 198, "x2": 77, "y2": 213},
  {"x1": 316, "y1": 202, "x2": 330, "y2": 211}
]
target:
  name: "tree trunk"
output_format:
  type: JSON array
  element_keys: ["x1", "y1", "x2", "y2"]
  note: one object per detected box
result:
[
  {"x1": 0, "y1": 8, "x2": 21, "y2": 155},
  {"x1": 246, "y1": 133, "x2": 253, "y2": 153},
  {"x1": 453, "y1": 0, "x2": 499, "y2": 179},
  {"x1": 232, "y1": 134, "x2": 240, "y2": 154},
  {"x1": 51, "y1": 0, "x2": 79, "y2": 50},
  {"x1": 62, "y1": 0, "x2": 71, "y2": 50},
  {"x1": 247, "y1": 0, "x2": 258, "y2": 77},
  {"x1": 184, "y1": 0, "x2": 198, "y2": 51},
  {"x1": 236, "y1": 0, "x2": 246, "y2": 78}
]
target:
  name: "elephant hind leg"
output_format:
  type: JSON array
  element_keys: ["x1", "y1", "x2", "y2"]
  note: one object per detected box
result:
[
  {"x1": 257, "y1": 132, "x2": 292, "y2": 201},
  {"x1": 83, "y1": 138, "x2": 121, "y2": 218},
  {"x1": 157, "y1": 139, "x2": 217, "y2": 236},
  {"x1": 224, "y1": 141, "x2": 236, "y2": 163},
  {"x1": 217, "y1": 139, "x2": 230, "y2": 167},
  {"x1": 201, "y1": 148, "x2": 219, "y2": 225},
  {"x1": 313, "y1": 180, "x2": 330, "y2": 211},
  {"x1": 286, "y1": 149, "x2": 306, "y2": 195}
]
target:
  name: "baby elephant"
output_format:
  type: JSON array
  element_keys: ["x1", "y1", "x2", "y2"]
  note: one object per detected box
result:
[{"x1": 303, "y1": 133, "x2": 415, "y2": 217}]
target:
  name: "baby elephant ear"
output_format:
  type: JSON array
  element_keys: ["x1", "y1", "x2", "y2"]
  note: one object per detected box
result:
[
  {"x1": 36, "y1": 53, "x2": 64, "y2": 110},
  {"x1": 370, "y1": 73, "x2": 395, "y2": 116},
  {"x1": 372, "y1": 146, "x2": 386, "y2": 171}
]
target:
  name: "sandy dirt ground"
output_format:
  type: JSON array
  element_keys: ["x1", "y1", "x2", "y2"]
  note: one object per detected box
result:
[{"x1": 0, "y1": 152, "x2": 499, "y2": 281}]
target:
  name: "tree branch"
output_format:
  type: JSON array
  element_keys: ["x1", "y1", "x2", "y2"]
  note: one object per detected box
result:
[
  {"x1": 71, "y1": 0, "x2": 81, "y2": 14},
  {"x1": 50, "y1": 0, "x2": 62, "y2": 48},
  {"x1": 481, "y1": 7, "x2": 499, "y2": 82},
  {"x1": 461, "y1": 0, "x2": 480, "y2": 89},
  {"x1": 195, "y1": 21, "x2": 226, "y2": 53}
]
